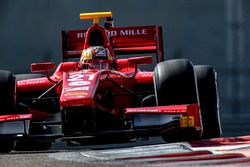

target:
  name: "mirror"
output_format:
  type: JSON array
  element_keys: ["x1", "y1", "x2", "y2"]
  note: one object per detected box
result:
[
  {"x1": 128, "y1": 56, "x2": 152, "y2": 66},
  {"x1": 31, "y1": 62, "x2": 55, "y2": 72}
]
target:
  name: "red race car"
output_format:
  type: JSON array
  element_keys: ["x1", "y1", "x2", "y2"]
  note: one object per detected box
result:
[{"x1": 0, "y1": 12, "x2": 221, "y2": 152}]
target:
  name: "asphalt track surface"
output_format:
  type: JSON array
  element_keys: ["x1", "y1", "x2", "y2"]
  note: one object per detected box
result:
[{"x1": 2, "y1": 136, "x2": 250, "y2": 166}]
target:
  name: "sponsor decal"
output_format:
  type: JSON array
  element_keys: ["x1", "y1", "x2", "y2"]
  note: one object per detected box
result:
[
  {"x1": 68, "y1": 81, "x2": 91, "y2": 86},
  {"x1": 0, "y1": 114, "x2": 32, "y2": 121},
  {"x1": 129, "y1": 109, "x2": 185, "y2": 113},
  {"x1": 126, "y1": 106, "x2": 187, "y2": 114},
  {"x1": 140, "y1": 73, "x2": 153, "y2": 77},
  {"x1": 180, "y1": 116, "x2": 194, "y2": 127},
  {"x1": 119, "y1": 29, "x2": 147, "y2": 36},
  {"x1": 77, "y1": 29, "x2": 147, "y2": 39},
  {"x1": 18, "y1": 79, "x2": 47, "y2": 86},
  {"x1": 64, "y1": 91, "x2": 88, "y2": 97},
  {"x1": 64, "y1": 86, "x2": 89, "y2": 92},
  {"x1": 77, "y1": 32, "x2": 86, "y2": 38},
  {"x1": 67, "y1": 73, "x2": 94, "y2": 87},
  {"x1": 94, "y1": 48, "x2": 108, "y2": 58},
  {"x1": 63, "y1": 73, "x2": 95, "y2": 97},
  {"x1": 0, "y1": 115, "x2": 21, "y2": 121}
]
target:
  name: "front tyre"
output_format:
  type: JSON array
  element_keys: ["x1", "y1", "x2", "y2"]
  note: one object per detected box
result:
[
  {"x1": 0, "y1": 70, "x2": 16, "y2": 115},
  {"x1": 154, "y1": 59, "x2": 199, "y2": 106},
  {"x1": 0, "y1": 71, "x2": 16, "y2": 153},
  {"x1": 154, "y1": 59, "x2": 199, "y2": 142},
  {"x1": 194, "y1": 65, "x2": 221, "y2": 139}
]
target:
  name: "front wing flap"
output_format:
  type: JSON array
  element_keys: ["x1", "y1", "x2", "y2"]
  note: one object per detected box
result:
[
  {"x1": 0, "y1": 114, "x2": 32, "y2": 136},
  {"x1": 125, "y1": 104, "x2": 202, "y2": 133}
]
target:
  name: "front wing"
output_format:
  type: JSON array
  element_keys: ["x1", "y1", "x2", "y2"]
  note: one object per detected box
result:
[
  {"x1": 125, "y1": 104, "x2": 201, "y2": 130},
  {"x1": 0, "y1": 104, "x2": 202, "y2": 142},
  {"x1": 0, "y1": 114, "x2": 31, "y2": 137}
]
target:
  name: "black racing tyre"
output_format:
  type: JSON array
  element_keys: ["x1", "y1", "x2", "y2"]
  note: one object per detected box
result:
[
  {"x1": 0, "y1": 71, "x2": 16, "y2": 153},
  {"x1": 15, "y1": 141, "x2": 52, "y2": 151},
  {"x1": 194, "y1": 65, "x2": 221, "y2": 139},
  {"x1": 154, "y1": 59, "x2": 199, "y2": 106},
  {"x1": 0, "y1": 70, "x2": 16, "y2": 115},
  {"x1": 0, "y1": 139, "x2": 15, "y2": 153},
  {"x1": 154, "y1": 59, "x2": 199, "y2": 142},
  {"x1": 16, "y1": 73, "x2": 45, "y2": 81}
]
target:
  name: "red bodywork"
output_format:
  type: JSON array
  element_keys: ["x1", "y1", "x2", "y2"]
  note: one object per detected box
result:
[
  {"x1": 17, "y1": 25, "x2": 163, "y2": 119},
  {"x1": 2, "y1": 19, "x2": 202, "y2": 142},
  {"x1": 0, "y1": 114, "x2": 32, "y2": 122}
]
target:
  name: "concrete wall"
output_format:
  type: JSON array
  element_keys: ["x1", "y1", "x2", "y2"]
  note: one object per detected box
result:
[{"x1": 0, "y1": 0, "x2": 249, "y2": 136}]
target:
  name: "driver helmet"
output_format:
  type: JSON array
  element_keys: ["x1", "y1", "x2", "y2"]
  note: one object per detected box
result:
[{"x1": 80, "y1": 46, "x2": 113, "y2": 69}]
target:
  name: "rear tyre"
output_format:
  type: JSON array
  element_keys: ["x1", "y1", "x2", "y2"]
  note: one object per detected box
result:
[
  {"x1": 0, "y1": 139, "x2": 15, "y2": 153},
  {"x1": 154, "y1": 59, "x2": 199, "y2": 142},
  {"x1": 0, "y1": 70, "x2": 16, "y2": 115},
  {"x1": 15, "y1": 141, "x2": 52, "y2": 151},
  {"x1": 194, "y1": 65, "x2": 221, "y2": 139}
]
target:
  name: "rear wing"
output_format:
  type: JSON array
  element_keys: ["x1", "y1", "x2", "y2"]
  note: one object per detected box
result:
[{"x1": 61, "y1": 26, "x2": 164, "y2": 62}]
